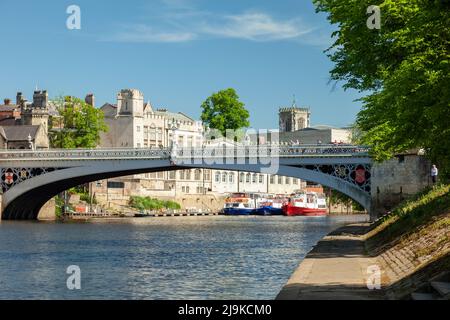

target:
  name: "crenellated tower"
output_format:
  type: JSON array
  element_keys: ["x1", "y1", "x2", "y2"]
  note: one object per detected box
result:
[{"x1": 279, "y1": 97, "x2": 311, "y2": 132}]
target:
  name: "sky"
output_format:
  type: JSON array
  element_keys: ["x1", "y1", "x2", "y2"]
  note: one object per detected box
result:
[{"x1": 0, "y1": 0, "x2": 363, "y2": 129}]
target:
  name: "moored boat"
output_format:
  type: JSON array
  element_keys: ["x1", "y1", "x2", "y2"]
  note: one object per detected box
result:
[
  {"x1": 254, "y1": 196, "x2": 286, "y2": 216},
  {"x1": 282, "y1": 191, "x2": 328, "y2": 216},
  {"x1": 222, "y1": 193, "x2": 257, "y2": 215}
]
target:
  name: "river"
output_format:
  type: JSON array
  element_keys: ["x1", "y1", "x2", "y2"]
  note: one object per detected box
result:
[{"x1": 0, "y1": 215, "x2": 369, "y2": 300}]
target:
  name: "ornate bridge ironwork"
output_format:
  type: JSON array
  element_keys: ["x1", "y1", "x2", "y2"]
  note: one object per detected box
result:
[{"x1": 0, "y1": 145, "x2": 372, "y2": 220}]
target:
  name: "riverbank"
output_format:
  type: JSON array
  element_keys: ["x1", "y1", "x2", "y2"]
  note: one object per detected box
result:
[{"x1": 277, "y1": 185, "x2": 450, "y2": 300}]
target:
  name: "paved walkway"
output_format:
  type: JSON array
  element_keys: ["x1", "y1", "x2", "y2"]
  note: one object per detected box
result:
[{"x1": 276, "y1": 224, "x2": 385, "y2": 300}]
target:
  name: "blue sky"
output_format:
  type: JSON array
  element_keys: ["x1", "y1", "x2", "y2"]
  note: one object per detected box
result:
[{"x1": 0, "y1": 0, "x2": 362, "y2": 129}]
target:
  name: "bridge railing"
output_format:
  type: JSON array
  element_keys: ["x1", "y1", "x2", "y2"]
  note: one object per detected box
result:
[
  {"x1": 0, "y1": 145, "x2": 370, "y2": 160},
  {"x1": 175, "y1": 145, "x2": 370, "y2": 158},
  {"x1": 0, "y1": 148, "x2": 171, "y2": 160}
]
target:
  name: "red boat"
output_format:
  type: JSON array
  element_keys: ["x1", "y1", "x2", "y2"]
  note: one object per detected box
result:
[{"x1": 282, "y1": 191, "x2": 328, "y2": 216}]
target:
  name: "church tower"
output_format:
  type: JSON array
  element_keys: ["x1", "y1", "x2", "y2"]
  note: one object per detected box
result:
[{"x1": 278, "y1": 96, "x2": 311, "y2": 132}]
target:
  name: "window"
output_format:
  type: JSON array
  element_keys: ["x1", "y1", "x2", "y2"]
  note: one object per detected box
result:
[
  {"x1": 157, "y1": 172, "x2": 164, "y2": 179},
  {"x1": 246, "y1": 173, "x2": 251, "y2": 183},
  {"x1": 240, "y1": 173, "x2": 244, "y2": 183},
  {"x1": 195, "y1": 169, "x2": 201, "y2": 180},
  {"x1": 107, "y1": 181, "x2": 124, "y2": 189},
  {"x1": 215, "y1": 172, "x2": 220, "y2": 183},
  {"x1": 222, "y1": 172, "x2": 227, "y2": 183},
  {"x1": 182, "y1": 186, "x2": 186, "y2": 193},
  {"x1": 204, "y1": 170, "x2": 211, "y2": 181},
  {"x1": 180, "y1": 171, "x2": 185, "y2": 180},
  {"x1": 285, "y1": 177, "x2": 291, "y2": 185},
  {"x1": 278, "y1": 176, "x2": 283, "y2": 184},
  {"x1": 136, "y1": 126, "x2": 141, "y2": 132},
  {"x1": 259, "y1": 175, "x2": 264, "y2": 184},
  {"x1": 169, "y1": 171, "x2": 176, "y2": 179},
  {"x1": 270, "y1": 175, "x2": 275, "y2": 184},
  {"x1": 178, "y1": 136, "x2": 184, "y2": 147},
  {"x1": 252, "y1": 174, "x2": 257, "y2": 183},
  {"x1": 229, "y1": 173, "x2": 234, "y2": 183},
  {"x1": 157, "y1": 128, "x2": 163, "y2": 142},
  {"x1": 185, "y1": 170, "x2": 191, "y2": 180},
  {"x1": 293, "y1": 178, "x2": 298, "y2": 184},
  {"x1": 186, "y1": 186, "x2": 190, "y2": 193}
]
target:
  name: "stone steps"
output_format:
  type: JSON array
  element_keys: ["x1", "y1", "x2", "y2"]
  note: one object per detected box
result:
[
  {"x1": 430, "y1": 282, "x2": 450, "y2": 298},
  {"x1": 410, "y1": 272, "x2": 450, "y2": 300}
]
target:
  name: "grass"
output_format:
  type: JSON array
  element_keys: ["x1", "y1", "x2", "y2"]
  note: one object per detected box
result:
[
  {"x1": 365, "y1": 184, "x2": 450, "y2": 251},
  {"x1": 129, "y1": 196, "x2": 181, "y2": 212}
]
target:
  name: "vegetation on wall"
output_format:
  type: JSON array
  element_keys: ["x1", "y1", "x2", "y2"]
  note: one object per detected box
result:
[{"x1": 129, "y1": 196, "x2": 181, "y2": 211}]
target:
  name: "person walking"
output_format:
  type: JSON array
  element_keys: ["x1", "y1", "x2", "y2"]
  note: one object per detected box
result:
[{"x1": 431, "y1": 164, "x2": 439, "y2": 184}]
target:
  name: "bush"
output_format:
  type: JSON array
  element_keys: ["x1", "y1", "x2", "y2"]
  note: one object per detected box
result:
[{"x1": 129, "y1": 196, "x2": 181, "y2": 211}]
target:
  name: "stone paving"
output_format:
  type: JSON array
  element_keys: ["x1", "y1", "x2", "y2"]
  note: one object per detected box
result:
[
  {"x1": 276, "y1": 219, "x2": 449, "y2": 300},
  {"x1": 276, "y1": 224, "x2": 385, "y2": 300}
]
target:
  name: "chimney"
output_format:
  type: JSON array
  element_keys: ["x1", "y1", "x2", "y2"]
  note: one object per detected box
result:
[
  {"x1": 3, "y1": 98, "x2": 11, "y2": 105},
  {"x1": 85, "y1": 93, "x2": 95, "y2": 107}
]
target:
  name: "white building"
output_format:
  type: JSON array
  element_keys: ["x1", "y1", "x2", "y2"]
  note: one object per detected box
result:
[{"x1": 92, "y1": 89, "x2": 304, "y2": 211}]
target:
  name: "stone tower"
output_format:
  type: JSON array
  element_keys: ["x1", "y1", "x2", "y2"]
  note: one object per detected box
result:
[
  {"x1": 279, "y1": 97, "x2": 311, "y2": 132},
  {"x1": 21, "y1": 90, "x2": 49, "y2": 134},
  {"x1": 116, "y1": 89, "x2": 144, "y2": 117}
]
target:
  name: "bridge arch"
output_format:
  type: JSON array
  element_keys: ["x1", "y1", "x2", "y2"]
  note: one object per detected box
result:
[{"x1": 1, "y1": 160, "x2": 371, "y2": 220}]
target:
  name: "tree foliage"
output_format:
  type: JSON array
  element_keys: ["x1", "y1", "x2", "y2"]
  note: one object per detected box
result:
[
  {"x1": 200, "y1": 88, "x2": 250, "y2": 137},
  {"x1": 314, "y1": 0, "x2": 450, "y2": 178},
  {"x1": 50, "y1": 96, "x2": 108, "y2": 149}
]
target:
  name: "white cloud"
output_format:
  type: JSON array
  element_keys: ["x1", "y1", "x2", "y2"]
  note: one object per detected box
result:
[
  {"x1": 103, "y1": 25, "x2": 196, "y2": 43},
  {"x1": 201, "y1": 13, "x2": 312, "y2": 41},
  {"x1": 103, "y1": 10, "x2": 313, "y2": 44}
]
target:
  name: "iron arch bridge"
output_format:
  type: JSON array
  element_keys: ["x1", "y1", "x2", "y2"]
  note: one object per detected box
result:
[{"x1": 0, "y1": 145, "x2": 372, "y2": 220}]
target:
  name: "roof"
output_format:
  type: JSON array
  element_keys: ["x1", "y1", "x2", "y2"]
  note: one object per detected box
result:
[
  {"x1": 0, "y1": 105, "x2": 19, "y2": 112},
  {"x1": 100, "y1": 103, "x2": 118, "y2": 117},
  {"x1": 0, "y1": 125, "x2": 40, "y2": 141},
  {"x1": 0, "y1": 117, "x2": 20, "y2": 126},
  {"x1": 153, "y1": 110, "x2": 194, "y2": 123}
]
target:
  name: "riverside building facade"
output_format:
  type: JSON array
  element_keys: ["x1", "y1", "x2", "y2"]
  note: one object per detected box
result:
[{"x1": 92, "y1": 89, "x2": 304, "y2": 211}]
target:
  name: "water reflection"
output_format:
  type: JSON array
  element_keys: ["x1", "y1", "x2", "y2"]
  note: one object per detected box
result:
[{"x1": 0, "y1": 215, "x2": 369, "y2": 299}]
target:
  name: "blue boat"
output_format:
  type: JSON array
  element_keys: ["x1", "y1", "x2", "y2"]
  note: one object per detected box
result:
[
  {"x1": 223, "y1": 207, "x2": 255, "y2": 216},
  {"x1": 222, "y1": 193, "x2": 257, "y2": 216},
  {"x1": 254, "y1": 206, "x2": 284, "y2": 216},
  {"x1": 253, "y1": 196, "x2": 286, "y2": 216}
]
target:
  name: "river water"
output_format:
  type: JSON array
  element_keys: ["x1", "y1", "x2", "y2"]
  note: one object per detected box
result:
[{"x1": 0, "y1": 215, "x2": 368, "y2": 300}]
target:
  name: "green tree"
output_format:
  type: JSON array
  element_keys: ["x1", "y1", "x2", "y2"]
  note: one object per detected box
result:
[
  {"x1": 314, "y1": 0, "x2": 450, "y2": 179},
  {"x1": 50, "y1": 96, "x2": 108, "y2": 149},
  {"x1": 200, "y1": 88, "x2": 250, "y2": 137}
]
